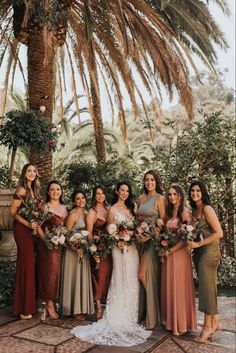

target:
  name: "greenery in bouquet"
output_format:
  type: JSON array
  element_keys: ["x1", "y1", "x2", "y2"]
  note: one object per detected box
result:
[
  {"x1": 66, "y1": 229, "x2": 90, "y2": 261},
  {"x1": 155, "y1": 229, "x2": 177, "y2": 262},
  {"x1": 89, "y1": 230, "x2": 112, "y2": 268},
  {"x1": 18, "y1": 199, "x2": 53, "y2": 235},
  {"x1": 135, "y1": 215, "x2": 158, "y2": 246},
  {"x1": 44, "y1": 225, "x2": 67, "y2": 250},
  {"x1": 107, "y1": 217, "x2": 137, "y2": 254},
  {"x1": 180, "y1": 223, "x2": 203, "y2": 254}
]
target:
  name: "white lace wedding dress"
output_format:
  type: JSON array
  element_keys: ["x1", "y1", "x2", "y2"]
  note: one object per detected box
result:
[{"x1": 71, "y1": 210, "x2": 151, "y2": 347}]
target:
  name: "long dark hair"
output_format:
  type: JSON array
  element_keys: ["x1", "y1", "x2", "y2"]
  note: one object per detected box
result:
[
  {"x1": 17, "y1": 163, "x2": 41, "y2": 201},
  {"x1": 111, "y1": 181, "x2": 135, "y2": 215},
  {"x1": 166, "y1": 184, "x2": 185, "y2": 222},
  {"x1": 188, "y1": 180, "x2": 212, "y2": 209},
  {"x1": 46, "y1": 180, "x2": 64, "y2": 204},
  {"x1": 91, "y1": 185, "x2": 108, "y2": 210},
  {"x1": 143, "y1": 170, "x2": 163, "y2": 195},
  {"x1": 71, "y1": 189, "x2": 87, "y2": 209}
]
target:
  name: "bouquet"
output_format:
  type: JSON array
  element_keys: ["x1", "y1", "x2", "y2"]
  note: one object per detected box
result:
[
  {"x1": 44, "y1": 225, "x2": 67, "y2": 250},
  {"x1": 155, "y1": 229, "x2": 177, "y2": 262},
  {"x1": 107, "y1": 217, "x2": 137, "y2": 254},
  {"x1": 66, "y1": 229, "x2": 90, "y2": 261},
  {"x1": 135, "y1": 215, "x2": 158, "y2": 244},
  {"x1": 89, "y1": 230, "x2": 112, "y2": 268},
  {"x1": 18, "y1": 199, "x2": 53, "y2": 236},
  {"x1": 180, "y1": 223, "x2": 203, "y2": 254}
]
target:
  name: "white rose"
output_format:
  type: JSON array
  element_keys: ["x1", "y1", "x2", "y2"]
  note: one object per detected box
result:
[
  {"x1": 124, "y1": 235, "x2": 131, "y2": 241},
  {"x1": 186, "y1": 225, "x2": 194, "y2": 232},
  {"x1": 70, "y1": 233, "x2": 80, "y2": 242},
  {"x1": 141, "y1": 222, "x2": 148, "y2": 230},
  {"x1": 115, "y1": 234, "x2": 120, "y2": 240},
  {"x1": 81, "y1": 230, "x2": 89, "y2": 237},
  {"x1": 51, "y1": 236, "x2": 59, "y2": 245},
  {"x1": 108, "y1": 223, "x2": 117, "y2": 235},
  {"x1": 90, "y1": 244, "x2": 97, "y2": 253},
  {"x1": 59, "y1": 235, "x2": 66, "y2": 245}
]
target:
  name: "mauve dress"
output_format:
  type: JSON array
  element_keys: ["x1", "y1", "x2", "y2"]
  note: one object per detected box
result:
[
  {"x1": 90, "y1": 218, "x2": 112, "y2": 301},
  {"x1": 12, "y1": 194, "x2": 37, "y2": 316},
  {"x1": 137, "y1": 194, "x2": 161, "y2": 329},
  {"x1": 37, "y1": 214, "x2": 66, "y2": 301},
  {"x1": 161, "y1": 218, "x2": 197, "y2": 335}
]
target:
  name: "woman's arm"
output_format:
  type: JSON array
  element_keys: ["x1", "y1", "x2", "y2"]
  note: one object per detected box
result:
[
  {"x1": 86, "y1": 209, "x2": 96, "y2": 240},
  {"x1": 66, "y1": 212, "x2": 76, "y2": 231},
  {"x1": 10, "y1": 188, "x2": 38, "y2": 230},
  {"x1": 107, "y1": 207, "x2": 115, "y2": 225},
  {"x1": 190, "y1": 205, "x2": 223, "y2": 249}
]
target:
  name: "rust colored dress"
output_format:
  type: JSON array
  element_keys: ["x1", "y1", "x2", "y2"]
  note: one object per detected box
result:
[
  {"x1": 37, "y1": 214, "x2": 66, "y2": 301},
  {"x1": 91, "y1": 218, "x2": 112, "y2": 301},
  {"x1": 161, "y1": 218, "x2": 197, "y2": 335},
  {"x1": 12, "y1": 194, "x2": 37, "y2": 316}
]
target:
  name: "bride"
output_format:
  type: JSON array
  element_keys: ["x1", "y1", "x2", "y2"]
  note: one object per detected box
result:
[{"x1": 71, "y1": 181, "x2": 151, "y2": 347}]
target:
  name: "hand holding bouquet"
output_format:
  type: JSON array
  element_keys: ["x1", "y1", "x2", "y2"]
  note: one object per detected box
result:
[
  {"x1": 18, "y1": 199, "x2": 53, "y2": 236},
  {"x1": 44, "y1": 225, "x2": 67, "y2": 250},
  {"x1": 107, "y1": 218, "x2": 136, "y2": 254},
  {"x1": 89, "y1": 230, "x2": 112, "y2": 268},
  {"x1": 67, "y1": 229, "x2": 90, "y2": 261},
  {"x1": 155, "y1": 229, "x2": 177, "y2": 262},
  {"x1": 180, "y1": 223, "x2": 203, "y2": 254},
  {"x1": 135, "y1": 215, "x2": 158, "y2": 244}
]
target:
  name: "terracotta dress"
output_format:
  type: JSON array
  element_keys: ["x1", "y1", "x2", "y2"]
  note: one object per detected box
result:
[
  {"x1": 12, "y1": 194, "x2": 37, "y2": 316},
  {"x1": 90, "y1": 218, "x2": 112, "y2": 302},
  {"x1": 61, "y1": 215, "x2": 95, "y2": 316},
  {"x1": 161, "y1": 218, "x2": 197, "y2": 335},
  {"x1": 37, "y1": 214, "x2": 66, "y2": 301},
  {"x1": 137, "y1": 194, "x2": 161, "y2": 329},
  {"x1": 193, "y1": 217, "x2": 221, "y2": 315}
]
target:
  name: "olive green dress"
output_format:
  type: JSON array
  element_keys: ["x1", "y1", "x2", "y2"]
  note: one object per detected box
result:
[
  {"x1": 193, "y1": 217, "x2": 221, "y2": 315},
  {"x1": 60, "y1": 215, "x2": 95, "y2": 316},
  {"x1": 137, "y1": 194, "x2": 161, "y2": 329}
]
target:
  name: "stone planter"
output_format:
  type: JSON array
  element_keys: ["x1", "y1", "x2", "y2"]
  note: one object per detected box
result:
[{"x1": 0, "y1": 189, "x2": 17, "y2": 262}]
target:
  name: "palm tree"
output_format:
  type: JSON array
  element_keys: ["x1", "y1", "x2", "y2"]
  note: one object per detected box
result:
[{"x1": 0, "y1": 0, "x2": 229, "y2": 182}]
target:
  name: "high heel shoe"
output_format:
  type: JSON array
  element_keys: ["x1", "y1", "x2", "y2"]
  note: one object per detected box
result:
[
  {"x1": 194, "y1": 326, "x2": 214, "y2": 343},
  {"x1": 212, "y1": 320, "x2": 222, "y2": 340},
  {"x1": 47, "y1": 306, "x2": 59, "y2": 319},
  {"x1": 41, "y1": 307, "x2": 59, "y2": 321},
  {"x1": 96, "y1": 307, "x2": 103, "y2": 320},
  {"x1": 40, "y1": 308, "x2": 47, "y2": 322},
  {"x1": 20, "y1": 314, "x2": 32, "y2": 320}
]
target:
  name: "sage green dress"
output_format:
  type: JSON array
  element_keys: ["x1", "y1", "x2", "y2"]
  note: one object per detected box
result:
[
  {"x1": 61, "y1": 215, "x2": 95, "y2": 316},
  {"x1": 193, "y1": 217, "x2": 221, "y2": 315},
  {"x1": 137, "y1": 194, "x2": 161, "y2": 329}
]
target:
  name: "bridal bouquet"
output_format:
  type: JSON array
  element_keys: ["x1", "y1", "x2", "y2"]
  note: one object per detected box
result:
[
  {"x1": 44, "y1": 225, "x2": 67, "y2": 250},
  {"x1": 89, "y1": 230, "x2": 112, "y2": 268},
  {"x1": 180, "y1": 223, "x2": 203, "y2": 254},
  {"x1": 18, "y1": 199, "x2": 53, "y2": 235},
  {"x1": 155, "y1": 229, "x2": 177, "y2": 262},
  {"x1": 107, "y1": 218, "x2": 136, "y2": 254},
  {"x1": 67, "y1": 229, "x2": 90, "y2": 260}
]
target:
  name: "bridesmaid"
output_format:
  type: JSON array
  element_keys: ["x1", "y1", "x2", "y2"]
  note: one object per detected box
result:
[
  {"x1": 137, "y1": 170, "x2": 165, "y2": 329},
  {"x1": 86, "y1": 185, "x2": 112, "y2": 319},
  {"x1": 61, "y1": 190, "x2": 94, "y2": 318},
  {"x1": 161, "y1": 184, "x2": 197, "y2": 335},
  {"x1": 37, "y1": 180, "x2": 68, "y2": 320},
  {"x1": 187, "y1": 181, "x2": 223, "y2": 342},
  {"x1": 10, "y1": 163, "x2": 40, "y2": 319}
]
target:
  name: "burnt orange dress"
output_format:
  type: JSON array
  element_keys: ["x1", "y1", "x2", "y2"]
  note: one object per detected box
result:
[
  {"x1": 161, "y1": 218, "x2": 197, "y2": 335},
  {"x1": 90, "y1": 218, "x2": 112, "y2": 301},
  {"x1": 37, "y1": 214, "x2": 66, "y2": 301},
  {"x1": 12, "y1": 194, "x2": 37, "y2": 316}
]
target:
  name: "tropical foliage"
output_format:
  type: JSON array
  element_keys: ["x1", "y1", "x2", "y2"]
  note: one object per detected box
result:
[{"x1": 0, "y1": 0, "x2": 229, "y2": 179}]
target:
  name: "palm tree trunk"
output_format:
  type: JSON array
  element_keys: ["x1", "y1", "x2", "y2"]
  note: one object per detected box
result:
[
  {"x1": 27, "y1": 31, "x2": 55, "y2": 186},
  {"x1": 90, "y1": 71, "x2": 106, "y2": 164}
]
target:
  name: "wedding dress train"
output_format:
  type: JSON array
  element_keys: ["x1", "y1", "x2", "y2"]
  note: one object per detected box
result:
[{"x1": 71, "y1": 211, "x2": 151, "y2": 347}]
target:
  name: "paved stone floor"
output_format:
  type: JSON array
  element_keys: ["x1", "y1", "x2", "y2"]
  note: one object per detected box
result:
[{"x1": 0, "y1": 297, "x2": 235, "y2": 353}]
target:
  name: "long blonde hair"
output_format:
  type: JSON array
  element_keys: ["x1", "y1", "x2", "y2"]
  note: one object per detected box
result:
[{"x1": 17, "y1": 163, "x2": 41, "y2": 201}]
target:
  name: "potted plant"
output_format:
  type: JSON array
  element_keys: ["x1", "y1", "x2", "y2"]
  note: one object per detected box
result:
[{"x1": 0, "y1": 109, "x2": 58, "y2": 187}]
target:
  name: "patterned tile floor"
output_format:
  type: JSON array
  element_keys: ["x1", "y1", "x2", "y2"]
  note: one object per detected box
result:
[{"x1": 0, "y1": 296, "x2": 235, "y2": 353}]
